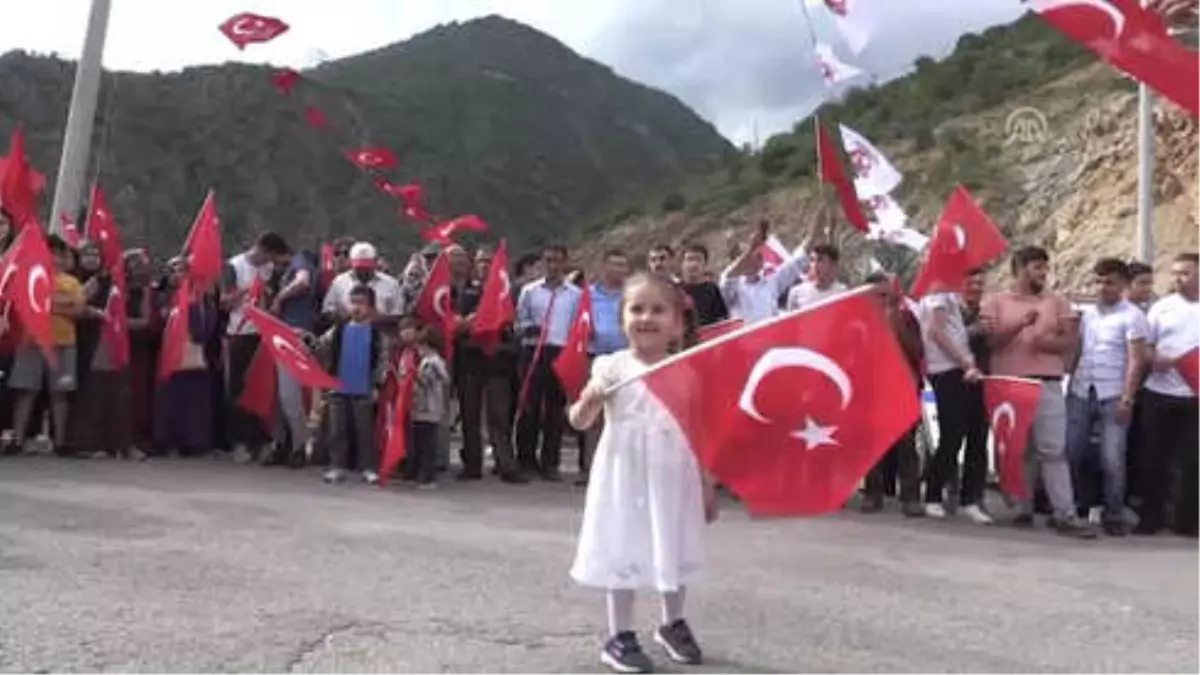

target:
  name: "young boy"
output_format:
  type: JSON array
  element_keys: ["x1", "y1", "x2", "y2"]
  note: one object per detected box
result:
[
  {"x1": 6, "y1": 235, "x2": 93, "y2": 455},
  {"x1": 317, "y1": 285, "x2": 386, "y2": 484},
  {"x1": 402, "y1": 324, "x2": 450, "y2": 488}
]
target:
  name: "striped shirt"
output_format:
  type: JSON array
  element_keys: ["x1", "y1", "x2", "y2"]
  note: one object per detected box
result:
[{"x1": 1070, "y1": 299, "x2": 1148, "y2": 400}]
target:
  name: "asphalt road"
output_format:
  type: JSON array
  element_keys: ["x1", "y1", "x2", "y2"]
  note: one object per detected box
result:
[{"x1": 0, "y1": 456, "x2": 1195, "y2": 673}]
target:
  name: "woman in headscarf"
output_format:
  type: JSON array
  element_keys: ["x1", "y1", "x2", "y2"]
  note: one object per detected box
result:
[
  {"x1": 123, "y1": 249, "x2": 159, "y2": 456},
  {"x1": 155, "y1": 260, "x2": 220, "y2": 457}
]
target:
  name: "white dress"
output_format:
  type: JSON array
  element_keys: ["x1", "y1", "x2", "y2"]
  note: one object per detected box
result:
[{"x1": 570, "y1": 350, "x2": 706, "y2": 592}]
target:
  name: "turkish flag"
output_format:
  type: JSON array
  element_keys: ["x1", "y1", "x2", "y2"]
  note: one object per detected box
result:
[
  {"x1": 401, "y1": 204, "x2": 434, "y2": 224},
  {"x1": 632, "y1": 286, "x2": 919, "y2": 515},
  {"x1": 101, "y1": 270, "x2": 130, "y2": 370},
  {"x1": 0, "y1": 127, "x2": 39, "y2": 230},
  {"x1": 1030, "y1": 0, "x2": 1198, "y2": 117},
  {"x1": 0, "y1": 226, "x2": 56, "y2": 361},
  {"x1": 182, "y1": 191, "x2": 222, "y2": 290},
  {"x1": 817, "y1": 0, "x2": 878, "y2": 53},
  {"x1": 1176, "y1": 346, "x2": 1199, "y2": 394},
  {"x1": 412, "y1": 251, "x2": 453, "y2": 327},
  {"x1": 374, "y1": 177, "x2": 425, "y2": 207},
  {"x1": 157, "y1": 281, "x2": 191, "y2": 381},
  {"x1": 697, "y1": 318, "x2": 744, "y2": 343},
  {"x1": 471, "y1": 240, "x2": 515, "y2": 350},
  {"x1": 242, "y1": 305, "x2": 341, "y2": 390},
  {"x1": 218, "y1": 12, "x2": 290, "y2": 50},
  {"x1": 421, "y1": 214, "x2": 489, "y2": 244},
  {"x1": 909, "y1": 185, "x2": 1008, "y2": 298},
  {"x1": 233, "y1": 274, "x2": 266, "y2": 333},
  {"x1": 816, "y1": 119, "x2": 869, "y2": 233},
  {"x1": 982, "y1": 376, "x2": 1041, "y2": 500},
  {"x1": 271, "y1": 68, "x2": 300, "y2": 95},
  {"x1": 380, "y1": 349, "x2": 419, "y2": 485},
  {"x1": 60, "y1": 213, "x2": 81, "y2": 248},
  {"x1": 237, "y1": 344, "x2": 278, "y2": 427},
  {"x1": 344, "y1": 147, "x2": 397, "y2": 170},
  {"x1": 303, "y1": 105, "x2": 328, "y2": 130},
  {"x1": 553, "y1": 286, "x2": 593, "y2": 401},
  {"x1": 85, "y1": 184, "x2": 124, "y2": 271}
]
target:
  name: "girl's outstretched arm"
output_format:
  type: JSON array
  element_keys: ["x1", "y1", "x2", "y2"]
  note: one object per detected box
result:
[{"x1": 568, "y1": 382, "x2": 605, "y2": 431}]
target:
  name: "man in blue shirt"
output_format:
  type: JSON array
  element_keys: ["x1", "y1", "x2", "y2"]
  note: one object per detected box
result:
[{"x1": 576, "y1": 248, "x2": 629, "y2": 485}]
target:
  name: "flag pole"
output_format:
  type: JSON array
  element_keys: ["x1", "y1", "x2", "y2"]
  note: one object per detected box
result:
[
  {"x1": 49, "y1": 0, "x2": 112, "y2": 234},
  {"x1": 1135, "y1": 0, "x2": 1156, "y2": 263}
]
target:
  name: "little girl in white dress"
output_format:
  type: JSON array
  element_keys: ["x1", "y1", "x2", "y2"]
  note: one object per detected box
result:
[{"x1": 568, "y1": 273, "x2": 717, "y2": 674}]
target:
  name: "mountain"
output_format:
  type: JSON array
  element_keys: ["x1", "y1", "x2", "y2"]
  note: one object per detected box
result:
[
  {"x1": 0, "y1": 15, "x2": 731, "y2": 257},
  {"x1": 578, "y1": 17, "x2": 1199, "y2": 295}
]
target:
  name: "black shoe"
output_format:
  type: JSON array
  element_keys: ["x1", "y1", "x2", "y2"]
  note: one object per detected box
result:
[
  {"x1": 654, "y1": 619, "x2": 703, "y2": 665},
  {"x1": 1103, "y1": 520, "x2": 1129, "y2": 537},
  {"x1": 859, "y1": 495, "x2": 884, "y2": 514},
  {"x1": 541, "y1": 468, "x2": 562, "y2": 482},
  {"x1": 286, "y1": 452, "x2": 307, "y2": 470},
  {"x1": 1, "y1": 440, "x2": 22, "y2": 456},
  {"x1": 500, "y1": 470, "x2": 530, "y2": 484},
  {"x1": 1012, "y1": 513, "x2": 1035, "y2": 528},
  {"x1": 575, "y1": 473, "x2": 590, "y2": 487},
  {"x1": 601, "y1": 631, "x2": 654, "y2": 674},
  {"x1": 456, "y1": 470, "x2": 483, "y2": 482},
  {"x1": 1050, "y1": 515, "x2": 1098, "y2": 540}
]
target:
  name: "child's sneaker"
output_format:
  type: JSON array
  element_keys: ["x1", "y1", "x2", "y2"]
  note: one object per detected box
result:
[
  {"x1": 601, "y1": 631, "x2": 654, "y2": 674},
  {"x1": 322, "y1": 469, "x2": 345, "y2": 484},
  {"x1": 654, "y1": 619, "x2": 703, "y2": 665},
  {"x1": 362, "y1": 470, "x2": 380, "y2": 485}
]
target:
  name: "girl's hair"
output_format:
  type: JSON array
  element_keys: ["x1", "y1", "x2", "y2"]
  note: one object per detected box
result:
[
  {"x1": 420, "y1": 323, "x2": 445, "y2": 354},
  {"x1": 621, "y1": 272, "x2": 696, "y2": 351}
]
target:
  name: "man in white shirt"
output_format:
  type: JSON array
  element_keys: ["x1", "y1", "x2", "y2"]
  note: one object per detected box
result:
[
  {"x1": 514, "y1": 244, "x2": 581, "y2": 481},
  {"x1": 1135, "y1": 252, "x2": 1199, "y2": 537},
  {"x1": 322, "y1": 242, "x2": 404, "y2": 321},
  {"x1": 719, "y1": 222, "x2": 808, "y2": 325},
  {"x1": 786, "y1": 244, "x2": 847, "y2": 311},
  {"x1": 221, "y1": 232, "x2": 292, "y2": 463},
  {"x1": 919, "y1": 280, "x2": 990, "y2": 524},
  {"x1": 1066, "y1": 258, "x2": 1148, "y2": 535}
]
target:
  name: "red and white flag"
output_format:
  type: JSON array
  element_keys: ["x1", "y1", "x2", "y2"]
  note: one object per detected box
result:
[
  {"x1": 816, "y1": 119, "x2": 869, "y2": 233},
  {"x1": 1030, "y1": 0, "x2": 1198, "y2": 117},
  {"x1": 319, "y1": 242, "x2": 336, "y2": 291},
  {"x1": 344, "y1": 147, "x2": 397, "y2": 170},
  {"x1": 909, "y1": 185, "x2": 1007, "y2": 298},
  {"x1": 157, "y1": 281, "x2": 191, "y2": 381},
  {"x1": 1177, "y1": 346, "x2": 1199, "y2": 394},
  {"x1": 421, "y1": 214, "x2": 489, "y2": 244},
  {"x1": 237, "y1": 344, "x2": 278, "y2": 427},
  {"x1": 304, "y1": 105, "x2": 328, "y2": 130},
  {"x1": 271, "y1": 68, "x2": 300, "y2": 95},
  {"x1": 60, "y1": 213, "x2": 81, "y2": 248},
  {"x1": 85, "y1": 184, "x2": 124, "y2": 270},
  {"x1": 0, "y1": 226, "x2": 56, "y2": 360},
  {"x1": 553, "y1": 286, "x2": 593, "y2": 401},
  {"x1": 181, "y1": 191, "x2": 222, "y2": 290},
  {"x1": 810, "y1": 0, "x2": 879, "y2": 53},
  {"x1": 758, "y1": 235, "x2": 792, "y2": 277},
  {"x1": 815, "y1": 43, "x2": 866, "y2": 87},
  {"x1": 0, "y1": 127, "x2": 40, "y2": 230},
  {"x1": 242, "y1": 306, "x2": 341, "y2": 390},
  {"x1": 101, "y1": 274, "x2": 130, "y2": 370},
  {"x1": 982, "y1": 376, "x2": 1042, "y2": 500},
  {"x1": 839, "y1": 124, "x2": 902, "y2": 197},
  {"x1": 471, "y1": 240, "x2": 515, "y2": 346},
  {"x1": 218, "y1": 12, "x2": 290, "y2": 50},
  {"x1": 624, "y1": 286, "x2": 920, "y2": 515},
  {"x1": 412, "y1": 251, "x2": 453, "y2": 327},
  {"x1": 380, "y1": 349, "x2": 419, "y2": 485}
]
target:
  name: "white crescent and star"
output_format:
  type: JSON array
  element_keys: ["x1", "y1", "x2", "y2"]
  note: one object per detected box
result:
[
  {"x1": 0, "y1": 262, "x2": 19, "y2": 298},
  {"x1": 952, "y1": 224, "x2": 968, "y2": 251},
  {"x1": 576, "y1": 311, "x2": 592, "y2": 353},
  {"x1": 991, "y1": 401, "x2": 1016, "y2": 453},
  {"x1": 271, "y1": 335, "x2": 313, "y2": 372},
  {"x1": 737, "y1": 347, "x2": 853, "y2": 449},
  {"x1": 27, "y1": 265, "x2": 50, "y2": 315},
  {"x1": 230, "y1": 16, "x2": 269, "y2": 37},
  {"x1": 432, "y1": 286, "x2": 451, "y2": 318},
  {"x1": 498, "y1": 270, "x2": 511, "y2": 300},
  {"x1": 1034, "y1": 0, "x2": 1126, "y2": 38}
]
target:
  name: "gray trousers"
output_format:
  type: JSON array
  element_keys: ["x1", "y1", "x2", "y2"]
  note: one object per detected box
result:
[
  {"x1": 275, "y1": 367, "x2": 310, "y2": 453},
  {"x1": 1021, "y1": 380, "x2": 1077, "y2": 519},
  {"x1": 328, "y1": 395, "x2": 376, "y2": 473}
]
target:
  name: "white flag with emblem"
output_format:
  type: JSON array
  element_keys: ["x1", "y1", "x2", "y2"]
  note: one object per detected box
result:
[
  {"x1": 839, "y1": 124, "x2": 902, "y2": 197},
  {"x1": 814, "y1": 43, "x2": 866, "y2": 88},
  {"x1": 808, "y1": 0, "x2": 878, "y2": 54}
]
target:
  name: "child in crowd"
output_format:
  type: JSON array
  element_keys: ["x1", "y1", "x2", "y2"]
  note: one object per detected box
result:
[
  {"x1": 6, "y1": 235, "x2": 90, "y2": 456},
  {"x1": 402, "y1": 324, "x2": 449, "y2": 488},
  {"x1": 568, "y1": 273, "x2": 717, "y2": 674},
  {"x1": 318, "y1": 284, "x2": 385, "y2": 484}
]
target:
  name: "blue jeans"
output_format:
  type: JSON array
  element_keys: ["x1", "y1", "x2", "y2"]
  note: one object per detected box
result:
[{"x1": 1065, "y1": 389, "x2": 1127, "y2": 521}]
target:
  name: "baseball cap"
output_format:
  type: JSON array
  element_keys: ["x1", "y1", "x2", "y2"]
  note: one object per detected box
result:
[{"x1": 349, "y1": 242, "x2": 377, "y2": 268}]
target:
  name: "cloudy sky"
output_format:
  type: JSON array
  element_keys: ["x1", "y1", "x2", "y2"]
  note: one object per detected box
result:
[{"x1": 1, "y1": 0, "x2": 1026, "y2": 143}]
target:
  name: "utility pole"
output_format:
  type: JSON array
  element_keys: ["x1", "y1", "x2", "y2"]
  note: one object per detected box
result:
[
  {"x1": 49, "y1": 0, "x2": 112, "y2": 233},
  {"x1": 1135, "y1": 0, "x2": 1156, "y2": 263}
]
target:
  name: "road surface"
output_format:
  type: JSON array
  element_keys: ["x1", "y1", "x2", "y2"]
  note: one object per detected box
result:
[{"x1": 0, "y1": 457, "x2": 1195, "y2": 673}]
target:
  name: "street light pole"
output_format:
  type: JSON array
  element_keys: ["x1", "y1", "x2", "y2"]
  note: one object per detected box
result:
[
  {"x1": 1135, "y1": 0, "x2": 1156, "y2": 263},
  {"x1": 48, "y1": 0, "x2": 112, "y2": 233}
]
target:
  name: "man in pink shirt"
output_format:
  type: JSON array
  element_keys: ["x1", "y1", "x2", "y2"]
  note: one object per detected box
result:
[{"x1": 980, "y1": 246, "x2": 1096, "y2": 539}]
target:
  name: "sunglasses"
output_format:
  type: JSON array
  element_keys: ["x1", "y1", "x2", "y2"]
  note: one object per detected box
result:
[{"x1": 334, "y1": 250, "x2": 350, "y2": 257}]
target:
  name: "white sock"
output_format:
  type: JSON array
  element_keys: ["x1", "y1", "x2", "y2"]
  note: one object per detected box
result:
[
  {"x1": 661, "y1": 587, "x2": 686, "y2": 624},
  {"x1": 606, "y1": 589, "x2": 635, "y2": 637}
]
